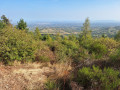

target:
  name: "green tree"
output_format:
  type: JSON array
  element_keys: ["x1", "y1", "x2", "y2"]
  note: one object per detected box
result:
[
  {"x1": 55, "y1": 33, "x2": 62, "y2": 41},
  {"x1": 0, "y1": 20, "x2": 5, "y2": 29},
  {"x1": 79, "y1": 18, "x2": 92, "y2": 48},
  {"x1": 77, "y1": 66, "x2": 120, "y2": 90},
  {"x1": 115, "y1": 30, "x2": 120, "y2": 41},
  {"x1": 1, "y1": 15, "x2": 11, "y2": 25},
  {"x1": 0, "y1": 27, "x2": 36, "y2": 64},
  {"x1": 68, "y1": 34, "x2": 77, "y2": 42},
  {"x1": 42, "y1": 34, "x2": 52, "y2": 41},
  {"x1": 34, "y1": 27, "x2": 42, "y2": 40},
  {"x1": 17, "y1": 19, "x2": 27, "y2": 30},
  {"x1": 81, "y1": 17, "x2": 91, "y2": 39},
  {"x1": 0, "y1": 15, "x2": 11, "y2": 28}
]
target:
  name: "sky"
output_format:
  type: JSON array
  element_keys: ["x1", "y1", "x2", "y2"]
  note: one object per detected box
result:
[{"x1": 0, "y1": 0, "x2": 120, "y2": 23}]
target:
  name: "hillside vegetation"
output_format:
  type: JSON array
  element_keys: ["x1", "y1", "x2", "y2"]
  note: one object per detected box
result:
[{"x1": 0, "y1": 15, "x2": 120, "y2": 90}]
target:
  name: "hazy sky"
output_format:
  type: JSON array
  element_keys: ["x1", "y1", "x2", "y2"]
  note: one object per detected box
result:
[{"x1": 0, "y1": 0, "x2": 120, "y2": 22}]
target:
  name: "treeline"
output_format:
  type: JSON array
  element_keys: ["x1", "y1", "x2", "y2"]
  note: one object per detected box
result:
[{"x1": 0, "y1": 15, "x2": 120, "y2": 89}]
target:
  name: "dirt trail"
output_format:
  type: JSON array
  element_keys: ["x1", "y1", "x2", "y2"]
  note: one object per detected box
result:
[{"x1": 0, "y1": 62, "x2": 72, "y2": 90}]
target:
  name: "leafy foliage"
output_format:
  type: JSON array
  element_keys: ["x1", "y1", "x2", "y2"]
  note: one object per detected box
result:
[
  {"x1": 89, "y1": 41, "x2": 107, "y2": 59},
  {"x1": 81, "y1": 17, "x2": 92, "y2": 39},
  {"x1": 79, "y1": 18, "x2": 93, "y2": 49},
  {"x1": 34, "y1": 27, "x2": 42, "y2": 40},
  {"x1": 77, "y1": 66, "x2": 120, "y2": 90},
  {"x1": 0, "y1": 27, "x2": 36, "y2": 64},
  {"x1": 110, "y1": 47, "x2": 120, "y2": 61},
  {"x1": 45, "y1": 80, "x2": 58, "y2": 90},
  {"x1": 1, "y1": 15, "x2": 11, "y2": 25},
  {"x1": 0, "y1": 15, "x2": 11, "y2": 29},
  {"x1": 0, "y1": 20, "x2": 5, "y2": 29},
  {"x1": 17, "y1": 19, "x2": 27, "y2": 31},
  {"x1": 115, "y1": 30, "x2": 120, "y2": 41}
]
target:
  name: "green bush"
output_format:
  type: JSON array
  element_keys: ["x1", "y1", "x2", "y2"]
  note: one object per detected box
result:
[
  {"x1": 0, "y1": 27, "x2": 36, "y2": 64},
  {"x1": 68, "y1": 34, "x2": 77, "y2": 41},
  {"x1": 61, "y1": 39, "x2": 79, "y2": 50},
  {"x1": 0, "y1": 20, "x2": 5, "y2": 29},
  {"x1": 110, "y1": 48, "x2": 120, "y2": 61},
  {"x1": 49, "y1": 38, "x2": 89, "y2": 62},
  {"x1": 95, "y1": 38, "x2": 118, "y2": 54},
  {"x1": 89, "y1": 42, "x2": 107, "y2": 59},
  {"x1": 77, "y1": 66, "x2": 120, "y2": 90},
  {"x1": 35, "y1": 55, "x2": 50, "y2": 62},
  {"x1": 115, "y1": 30, "x2": 120, "y2": 41},
  {"x1": 78, "y1": 36, "x2": 93, "y2": 49},
  {"x1": 49, "y1": 40, "x2": 74, "y2": 62},
  {"x1": 88, "y1": 38, "x2": 118, "y2": 59},
  {"x1": 51, "y1": 41, "x2": 68, "y2": 62},
  {"x1": 61, "y1": 39, "x2": 79, "y2": 57},
  {"x1": 42, "y1": 34, "x2": 52, "y2": 41},
  {"x1": 72, "y1": 47, "x2": 89, "y2": 62},
  {"x1": 34, "y1": 27, "x2": 42, "y2": 40},
  {"x1": 45, "y1": 80, "x2": 58, "y2": 90}
]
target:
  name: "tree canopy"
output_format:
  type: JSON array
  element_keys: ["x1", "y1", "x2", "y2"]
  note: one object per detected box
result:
[
  {"x1": 1, "y1": 15, "x2": 11, "y2": 25},
  {"x1": 17, "y1": 19, "x2": 27, "y2": 30},
  {"x1": 0, "y1": 15, "x2": 11, "y2": 28}
]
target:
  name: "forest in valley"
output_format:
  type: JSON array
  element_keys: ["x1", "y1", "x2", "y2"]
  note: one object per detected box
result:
[{"x1": 1, "y1": 15, "x2": 120, "y2": 90}]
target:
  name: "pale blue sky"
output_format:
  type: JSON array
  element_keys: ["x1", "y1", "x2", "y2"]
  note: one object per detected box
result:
[{"x1": 0, "y1": 0, "x2": 120, "y2": 22}]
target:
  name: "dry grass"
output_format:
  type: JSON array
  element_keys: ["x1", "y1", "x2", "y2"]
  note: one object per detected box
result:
[
  {"x1": 50, "y1": 62, "x2": 72, "y2": 79},
  {"x1": 0, "y1": 61, "x2": 72, "y2": 90}
]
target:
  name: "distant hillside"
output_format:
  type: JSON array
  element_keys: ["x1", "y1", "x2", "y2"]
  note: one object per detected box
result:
[{"x1": 26, "y1": 21, "x2": 120, "y2": 37}]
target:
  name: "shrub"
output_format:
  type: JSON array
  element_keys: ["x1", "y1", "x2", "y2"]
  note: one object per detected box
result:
[
  {"x1": 110, "y1": 48, "x2": 120, "y2": 61},
  {"x1": 0, "y1": 20, "x2": 5, "y2": 29},
  {"x1": 36, "y1": 55, "x2": 50, "y2": 62},
  {"x1": 77, "y1": 66, "x2": 120, "y2": 90},
  {"x1": 89, "y1": 42, "x2": 107, "y2": 59},
  {"x1": 72, "y1": 47, "x2": 89, "y2": 62},
  {"x1": 34, "y1": 27, "x2": 42, "y2": 40},
  {"x1": 115, "y1": 30, "x2": 120, "y2": 41},
  {"x1": 61, "y1": 39, "x2": 79, "y2": 58},
  {"x1": 61, "y1": 39, "x2": 79, "y2": 50},
  {"x1": 45, "y1": 80, "x2": 58, "y2": 90},
  {"x1": 0, "y1": 27, "x2": 36, "y2": 64},
  {"x1": 35, "y1": 44, "x2": 56, "y2": 62},
  {"x1": 78, "y1": 35, "x2": 93, "y2": 49},
  {"x1": 88, "y1": 38, "x2": 118, "y2": 59},
  {"x1": 42, "y1": 34, "x2": 52, "y2": 41},
  {"x1": 49, "y1": 41, "x2": 68, "y2": 62},
  {"x1": 54, "y1": 43, "x2": 68, "y2": 62},
  {"x1": 95, "y1": 38, "x2": 118, "y2": 54}
]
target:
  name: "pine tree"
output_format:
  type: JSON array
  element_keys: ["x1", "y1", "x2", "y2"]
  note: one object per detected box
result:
[
  {"x1": 79, "y1": 18, "x2": 92, "y2": 48},
  {"x1": 34, "y1": 27, "x2": 42, "y2": 40},
  {"x1": 81, "y1": 17, "x2": 91, "y2": 39},
  {"x1": 17, "y1": 19, "x2": 27, "y2": 30},
  {"x1": 0, "y1": 15, "x2": 11, "y2": 28},
  {"x1": 1, "y1": 15, "x2": 11, "y2": 25}
]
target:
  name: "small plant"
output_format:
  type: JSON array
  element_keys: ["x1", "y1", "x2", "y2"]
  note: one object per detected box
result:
[
  {"x1": 89, "y1": 41, "x2": 107, "y2": 59},
  {"x1": 110, "y1": 48, "x2": 120, "y2": 61},
  {"x1": 45, "y1": 80, "x2": 58, "y2": 90},
  {"x1": 77, "y1": 66, "x2": 120, "y2": 90},
  {"x1": 37, "y1": 55, "x2": 50, "y2": 62},
  {"x1": 49, "y1": 41, "x2": 68, "y2": 62}
]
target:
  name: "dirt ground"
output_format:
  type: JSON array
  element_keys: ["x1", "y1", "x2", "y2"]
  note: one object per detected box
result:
[{"x1": 0, "y1": 62, "x2": 72, "y2": 90}]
